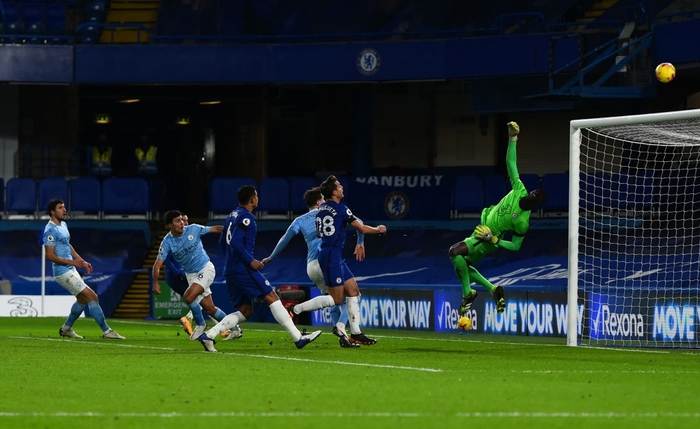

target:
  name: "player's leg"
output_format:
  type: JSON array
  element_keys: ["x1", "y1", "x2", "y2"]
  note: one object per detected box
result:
[
  {"x1": 56, "y1": 271, "x2": 87, "y2": 338},
  {"x1": 468, "y1": 266, "x2": 505, "y2": 314},
  {"x1": 449, "y1": 239, "x2": 480, "y2": 315},
  {"x1": 292, "y1": 255, "x2": 340, "y2": 315},
  {"x1": 184, "y1": 262, "x2": 216, "y2": 339}
]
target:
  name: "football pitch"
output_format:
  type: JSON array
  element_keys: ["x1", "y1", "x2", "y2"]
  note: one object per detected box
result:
[{"x1": 1, "y1": 318, "x2": 698, "y2": 429}]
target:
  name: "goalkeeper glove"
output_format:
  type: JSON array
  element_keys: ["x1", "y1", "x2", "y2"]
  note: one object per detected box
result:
[
  {"x1": 474, "y1": 225, "x2": 499, "y2": 244},
  {"x1": 507, "y1": 121, "x2": 519, "y2": 140}
]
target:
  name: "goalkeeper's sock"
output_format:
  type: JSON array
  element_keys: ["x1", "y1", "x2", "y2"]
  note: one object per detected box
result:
[
  {"x1": 450, "y1": 255, "x2": 473, "y2": 296},
  {"x1": 468, "y1": 266, "x2": 495, "y2": 294}
]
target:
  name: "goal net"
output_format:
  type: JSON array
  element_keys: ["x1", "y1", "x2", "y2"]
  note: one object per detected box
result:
[{"x1": 567, "y1": 108, "x2": 700, "y2": 348}]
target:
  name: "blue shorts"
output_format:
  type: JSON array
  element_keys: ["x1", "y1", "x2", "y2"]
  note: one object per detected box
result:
[
  {"x1": 225, "y1": 270, "x2": 274, "y2": 310},
  {"x1": 318, "y1": 248, "x2": 354, "y2": 288},
  {"x1": 165, "y1": 270, "x2": 188, "y2": 296}
]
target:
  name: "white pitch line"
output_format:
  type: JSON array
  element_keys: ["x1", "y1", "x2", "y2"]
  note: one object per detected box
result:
[
  {"x1": 0, "y1": 411, "x2": 698, "y2": 419},
  {"x1": 8, "y1": 336, "x2": 443, "y2": 373}
]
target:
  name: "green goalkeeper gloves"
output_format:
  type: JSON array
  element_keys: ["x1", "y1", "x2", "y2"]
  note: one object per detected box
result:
[
  {"x1": 507, "y1": 121, "x2": 519, "y2": 140},
  {"x1": 474, "y1": 225, "x2": 499, "y2": 244}
]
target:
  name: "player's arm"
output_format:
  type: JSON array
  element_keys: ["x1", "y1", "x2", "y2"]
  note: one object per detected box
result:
[
  {"x1": 506, "y1": 121, "x2": 521, "y2": 188},
  {"x1": 151, "y1": 258, "x2": 165, "y2": 294},
  {"x1": 230, "y1": 221, "x2": 261, "y2": 270},
  {"x1": 264, "y1": 221, "x2": 299, "y2": 264},
  {"x1": 208, "y1": 225, "x2": 224, "y2": 234},
  {"x1": 70, "y1": 245, "x2": 93, "y2": 273},
  {"x1": 474, "y1": 224, "x2": 527, "y2": 251},
  {"x1": 354, "y1": 217, "x2": 367, "y2": 262},
  {"x1": 494, "y1": 233, "x2": 525, "y2": 252},
  {"x1": 44, "y1": 244, "x2": 92, "y2": 273},
  {"x1": 350, "y1": 218, "x2": 386, "y2": 235}
]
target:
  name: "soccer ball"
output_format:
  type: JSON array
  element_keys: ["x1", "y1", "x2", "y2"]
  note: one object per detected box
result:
[
  {"x1": 655, "y1": 62, "x2": 676, "y2": 83},
  {"x1": 457, "y1": 316, "x2": 472, "y2": 331}
]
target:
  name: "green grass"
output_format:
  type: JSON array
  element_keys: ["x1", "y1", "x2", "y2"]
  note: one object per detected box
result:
[{"x1": 1, "y1": 317, "x2": 699, "y2": 429}]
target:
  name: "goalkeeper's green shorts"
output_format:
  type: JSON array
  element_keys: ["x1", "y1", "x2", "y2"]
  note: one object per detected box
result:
[{"x1": 463, "y1": 235, "x2": 497, "y2": 265}]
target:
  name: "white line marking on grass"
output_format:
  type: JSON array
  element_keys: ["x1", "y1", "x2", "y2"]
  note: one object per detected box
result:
[
  {"x1": 220, "y1": 351, "x2": 443, "y2": 372},
  {"x1": 9, "y1": 336, "x2": 177, "y2": 352},
  {"x1": 9, "y1": 336, "x2": 442, "y2": 373},
  {"x1": 0, "y1": 411, "x2": 698, "y2": 419}
]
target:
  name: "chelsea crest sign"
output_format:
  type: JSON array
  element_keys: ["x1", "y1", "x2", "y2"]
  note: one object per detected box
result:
[{"x1": 357, "y1": 48, "x2": 381, "y2": 76}]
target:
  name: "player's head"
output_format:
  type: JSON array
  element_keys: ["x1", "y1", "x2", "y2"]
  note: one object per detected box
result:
[
  {"x1": 320, "y1": 175, "x2": 343, "y2": 201},
  {"x1": 165, "y1": 210, "x2": 185, "y2": 234},
  {"x1": 519, "y1": 189, "x2": 547, "y2": 211},
  {"x1": 181, "y1": 214, "x2": 189, "y2": 226},
  {"x1": 303, "y1": 187, "x2": 323, "y2": 209},
  {"x1": 47, "y1": 199, "x2": 66, "y2": 221},
  {"x1": 238, "y1": 185, "x2": 258, "y2": 209}
]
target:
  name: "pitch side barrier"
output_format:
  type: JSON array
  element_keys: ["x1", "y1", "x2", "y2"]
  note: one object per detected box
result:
[{"x1": 0, "y1": 268, "x2": 149, "y2": 318}]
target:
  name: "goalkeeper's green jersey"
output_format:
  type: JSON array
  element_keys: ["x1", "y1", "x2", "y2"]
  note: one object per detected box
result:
[{"x1": 480, "y1": 140, "x2": 531, "y2": 239}]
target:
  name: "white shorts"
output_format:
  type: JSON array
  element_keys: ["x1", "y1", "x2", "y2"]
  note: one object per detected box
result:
[
  {"x1": 186, "y1": 261, "x2": 215, "y2": 299},
  {"x1": 54, "y1": 269, "x2": 88, "y2": 296},
  {"x1": 307, "y1": 259, "x2": 327, "y2": 293}
]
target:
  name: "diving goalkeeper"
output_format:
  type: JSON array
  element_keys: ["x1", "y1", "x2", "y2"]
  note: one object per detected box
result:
[{"x1": 449, "y1": 121, "x2": 547, "y2": 316}]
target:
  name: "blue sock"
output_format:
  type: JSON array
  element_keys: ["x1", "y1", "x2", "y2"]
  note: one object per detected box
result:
[
  {"x1": 212, "y1": 307, "x2": 227, "y2": 322},
  {"x1": 65, "y1": 301, "x2": 86, "y2": 327},
  {"x1": 339, "y1": 303, "x2": 349, "y2": 325},
  {"x1": 188, "y1": 302, "x2": 206, "y2": 325},
  {"x1": 330, "y1": 304, "x2": 341, "y2": 325},
  {"x1": 87, "y1": 301, "x2": 110, "y2": 332}
]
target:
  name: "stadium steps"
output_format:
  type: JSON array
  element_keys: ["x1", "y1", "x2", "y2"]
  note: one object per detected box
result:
[
  {"x1": 112, "y1": 225, "x2": 168, "y2": 319},
  {"x1": 100, "y1": 0, "x2": 161, "y2": 43},
  {"x1": 573, "y1": 0, "x2": 619, "y2": 30}
]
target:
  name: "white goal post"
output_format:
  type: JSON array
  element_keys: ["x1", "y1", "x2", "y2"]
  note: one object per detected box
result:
[{"x1": 567, "y1": 108, "x2": 700, "y2": 348}]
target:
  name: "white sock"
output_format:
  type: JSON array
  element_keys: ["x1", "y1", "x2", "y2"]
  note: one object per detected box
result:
[
  {"x1": 293, "y1": 295, "x2": 335, "y2": 314},
  {"x1": 270, "y1": 300, "x2": 302, "y2": 342},
  {"x1": 346, "y1": 296, "x2": 360, "y2": 335},
  {"x1": 206, "y1": 311, "x2": 246, "y2": 339}
]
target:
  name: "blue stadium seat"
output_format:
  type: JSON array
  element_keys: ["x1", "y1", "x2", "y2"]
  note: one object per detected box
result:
[
  {"x1": 452, "y1": 175, "x2": 483, "y2": 219},
  {"x1": 610, "y1": 170, "x2": 654, "y2": 212},
  {"x1": 102, "y1": 177, "x2": 151, "y2": 219},
  {"x1": 2, "y1": 3, "x2": 22, "y2": 36},
  {"x1": 520, "y1": 173, "x2": 541, "y2": 192},
  {"x1": 208, "y1": 177, "x2": 258, "y2": 219},
  {"x1": 45, "y1": 4, "x2": 67, "y2": 37},
  {"x1": 289, "y1": 176, "x2": 317, "y2": 214},
  {"x1": 22, "y1": 3, "x2": 45, "y2": 37},
  {"x1": 0, "y1": 177, "x2": 4, "y2": 215},
  {"x1": 69, "y1": 176, "x2": 102, "y2": 219},
  {"x1": 483, "y1": 175, "x2": 508, "y2": 207},
  {"x1": 38, "y1": 177, "x2": 69, "y2": 219},
  {"x1": 5, "y1": 178, "x2": 37, "y2": 220},
  {"x1": 85, "y1": 1, "x2": 106, "y2": 23},
  {"x1": 258, "y1": 177, "x2": 291, "y2": 220},
  {"x1": 541, "y1": 172, "x2": 569, "y2": 217}
]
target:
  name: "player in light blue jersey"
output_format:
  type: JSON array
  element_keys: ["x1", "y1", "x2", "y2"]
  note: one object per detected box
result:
[
  {"x1": 43, "y1": 199, "x2": 125, "y2": 340},
  {"x1": 161, "y1": 214, "x2": 240, "y2": 340},
  {"x1": 291, "y1": 176, "x2": 386, "y2": 346},
  {"x1": 152, "y1": 210, "x2": 224, "y2": 340},
  {"x1": 263, "y1": 186, "x2": 366, "y2": 348},
  {"x1": 197, "y1": 185, "x2": 321, "y2": 352}
]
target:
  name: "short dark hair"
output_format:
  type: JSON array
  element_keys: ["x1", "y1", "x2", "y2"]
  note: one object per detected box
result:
[
  {"x1": 47, "y1": 199, "x2": 64, "y2": 215},
  {"x1": 237, "y1": 185, "x2": 257, "y2": 204},
  {"x1": 164, "y1": 210, "x2": 182, "y2": 225},
  {"x1": 319, "y1": 175, "x2": 337, "y2": 200},
  {"x1": 303, "y1": 187, "x2": 323, "y2": 208}
]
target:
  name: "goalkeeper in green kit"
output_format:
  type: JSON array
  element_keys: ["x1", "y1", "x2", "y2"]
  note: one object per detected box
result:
[{"x1": 449, "y1": 122, "x2": 547, "y2": 315}]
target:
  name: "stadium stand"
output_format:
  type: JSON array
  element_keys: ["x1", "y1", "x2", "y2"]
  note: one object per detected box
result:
[
  {"x1": 451, "y1": 175, "x2": 483, "y2": 219},
  {"x1": 5, "y1": 178, "x2": 37, "y2": 220},
  {"x1": 69, "y1": 176, "x2": 102, "y2": 220},
  {"x1": 208, "y1": 177, "x2": 258, "y2": 219},
  {"x1": 38, "y1": 177, "x2": 69, "y2": 219},
  {"x1": 483, "y1": 174, "x2": 508, "y2": 207},
  {"x1": 257, "y1": 177, "x2": 291, "y2": 220},
  {"x1": 541, "y1": 172, "x2": 569, "y2": 217},
  {"x1": 289, "y1": 176, "x2": 317, "y2": 214},
  {"x1": 102, "y1": 177, "x2": 151, "y2": 219}
]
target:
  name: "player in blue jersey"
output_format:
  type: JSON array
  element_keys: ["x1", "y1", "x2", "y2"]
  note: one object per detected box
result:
[
  {"x1": 449, "y1": 122, "x2": 546, "y2": 316},
  {"x1": 197, "y1": 185, "x2": 321, "y2": 352},
  {"x1": 43, "y1": 199, "x2": 125, "y2": 340},
  {"x1": 151, "y1": 210, "x2": 223, "y2": 340},
  {"x1": 161, "y1": 214, "x2": 241, "y2": 340},
  {"x1": 290, "y1": 175, "x2": 386, "y2": 346},
  {"x1": 262, "y1": 187, "x2": 365, "y2": 348}
]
